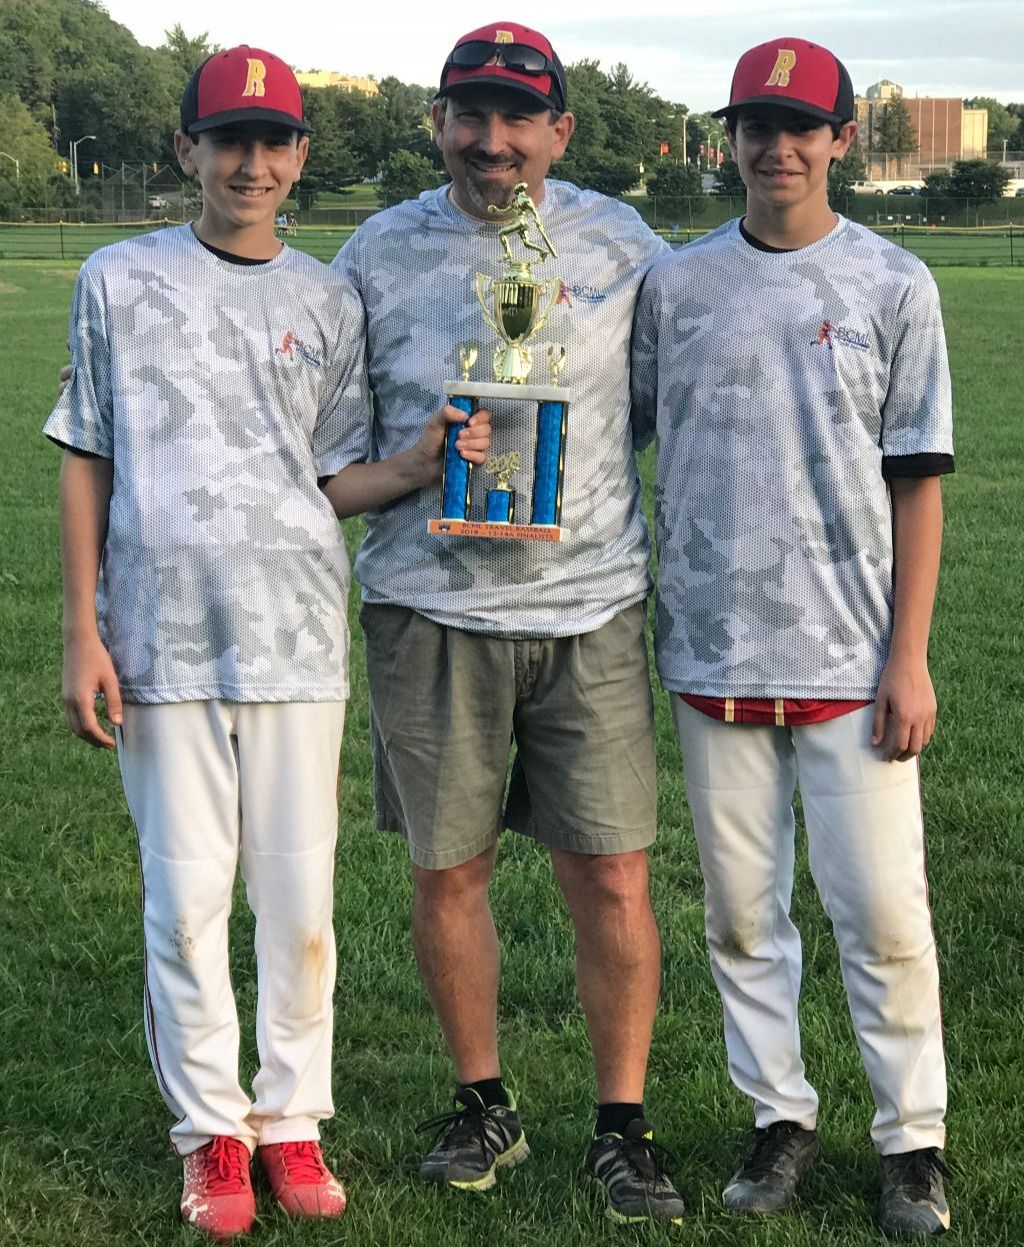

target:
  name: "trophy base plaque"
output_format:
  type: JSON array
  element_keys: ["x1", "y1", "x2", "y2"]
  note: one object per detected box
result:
[
  {"x1": 427, "y1": 518, "x2": 561, "y2": 542},
  {"x1": 432, "y1": 381, "x2": 569, "y2": 542}
]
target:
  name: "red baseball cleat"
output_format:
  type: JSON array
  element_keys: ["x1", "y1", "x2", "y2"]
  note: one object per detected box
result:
[
  {"x1": 180, "y1": 1136, "x2": 256, "y2": 1239},
  {"x1": 258, "y1": 1140, "x2": 348, "y2": 1218}
]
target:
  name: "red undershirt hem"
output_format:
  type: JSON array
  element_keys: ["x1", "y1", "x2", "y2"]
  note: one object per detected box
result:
[{"x1": 680, "y1": 694, "x2": 872, "y2": 726}]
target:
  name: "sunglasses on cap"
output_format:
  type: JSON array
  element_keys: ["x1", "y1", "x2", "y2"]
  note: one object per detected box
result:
[{"x1": 447, "y1": 39, "x2": 558, "y2": 76}]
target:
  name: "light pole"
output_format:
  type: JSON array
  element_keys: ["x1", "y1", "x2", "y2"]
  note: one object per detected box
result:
[
  {"x1": 0, "y1": 152, "x2": 19, "y2": 182},
  {"x1": 70, "y1": 134, "x2": 97, "y2": 195},
  {"x1": 681, "y1": 113, "x2": 688, "y2": 165}
]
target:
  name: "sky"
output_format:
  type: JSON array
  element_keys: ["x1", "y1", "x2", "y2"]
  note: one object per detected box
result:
[{"x1": 100, "y1": 0, "x2": 1023, "y2": 112}]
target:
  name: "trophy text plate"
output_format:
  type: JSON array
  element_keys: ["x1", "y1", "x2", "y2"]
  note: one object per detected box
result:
[{"x1": 427, "y1": 518, "x2": 562, "y2": 542}]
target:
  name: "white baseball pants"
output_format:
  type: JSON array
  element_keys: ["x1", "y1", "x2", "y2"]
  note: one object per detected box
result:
[
  {"x1": 672, "y1": 698, "x2": 946, "y2": 1155},
  {"x1": 116, "y1": 700, "x2": 345, "y2": 1157}
]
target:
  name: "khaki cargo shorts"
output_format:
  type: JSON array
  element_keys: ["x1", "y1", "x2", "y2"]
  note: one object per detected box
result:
[{"x1": 360, "y1": 602, "x2": 657, "y2": 869}]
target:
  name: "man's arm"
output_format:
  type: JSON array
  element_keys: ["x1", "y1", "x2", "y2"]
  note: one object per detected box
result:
[
  {"x1": 872, "y1": 475, "x2": 944, "y2": 762},
  {"x1": 321, "y1": 404, "x2": 491, "y2": 519},
  {"x1": 59, "y1": 452, "x2": 122, "y2": 748}
]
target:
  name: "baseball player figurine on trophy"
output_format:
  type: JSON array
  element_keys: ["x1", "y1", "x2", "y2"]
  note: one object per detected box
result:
[
  {"x1": 484, "y1": 451, "x2": 521, "y2": 523},
  {"x1": 429, "y1": 181, "x2": 571, "y2": 541}
]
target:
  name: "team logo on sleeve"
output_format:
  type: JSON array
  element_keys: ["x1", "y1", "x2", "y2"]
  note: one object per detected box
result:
[{"x1": 765, "y1": 49, "x2": 796, "y2": 87}]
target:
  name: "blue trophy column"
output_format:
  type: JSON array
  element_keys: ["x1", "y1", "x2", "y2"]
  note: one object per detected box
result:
[
  {"x1": 531, "y1": 400, "x2": 568, "y2": 527},
  {"x1": 440, "y1": 395, "x2": 476, "y2": 520},
  {"x1": 485, "y1": 487, "x2": 514, "y2": 524}
]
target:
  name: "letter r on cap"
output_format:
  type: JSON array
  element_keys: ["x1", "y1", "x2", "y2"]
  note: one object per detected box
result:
[
  {"x1": 243, "y1": 58, "x2": 267, "y2": 97},
  {"x1": 765, "y1": 49, "x2": 796, "y2": 87}
]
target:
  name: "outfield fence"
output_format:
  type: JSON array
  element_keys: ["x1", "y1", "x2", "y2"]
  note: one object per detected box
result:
[
  {"x1": 663, "y1": 223, "x2": 1024, "y2": 267},
  {"x1": 637, "y1": 195, "x2": 1024, "y2": 231},
  {"x1": 2, "y1": 218, "x2": 1022, "y2": 267}
]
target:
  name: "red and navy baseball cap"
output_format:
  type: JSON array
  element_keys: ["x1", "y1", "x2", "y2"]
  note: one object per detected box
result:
[
  {"x1": 181, "y1": 45, "x2": 310, "y2": 136},
  {"x1": 438, "y1": 22, "x2": 568, "y2": 113},
  {"x1": 713, "y1": 37, "x2": 854, "y2": 125}
]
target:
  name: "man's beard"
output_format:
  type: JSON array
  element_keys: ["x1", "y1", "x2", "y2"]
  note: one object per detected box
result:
[{"x1": 462, "y1": 160, "x2": 518, "y2": 216}]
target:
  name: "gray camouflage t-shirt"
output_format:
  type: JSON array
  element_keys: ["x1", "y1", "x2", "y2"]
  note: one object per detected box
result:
[
  {"x1": 632, "y1": 216, "x2": 953, "y2": 699},
  {"x1": 334, "y1": 180, "x2": 670, "y2": 638},
  {"x1": 45, "y1": 224, "x2": 369, "y2": 704}
]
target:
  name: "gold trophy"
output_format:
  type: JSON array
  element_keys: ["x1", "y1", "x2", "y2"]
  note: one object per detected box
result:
[{"x1": 430, "y1": 182, "x2": 571, "y2": 542}]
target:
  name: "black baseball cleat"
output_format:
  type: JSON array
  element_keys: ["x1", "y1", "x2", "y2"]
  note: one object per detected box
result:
[
  {"x1": 417, "y1": 1087, "x2": 529, "y2": 1191},
  {"x1": 585, "y1": 1118, "x2": 685, "y2": 1225},
  {"x1": 877, "y1": 1148, "x2": 951, "y2": 1238},
  {"x1": 722, "y1": 1120, "x2": 821, "y2": 1214}
]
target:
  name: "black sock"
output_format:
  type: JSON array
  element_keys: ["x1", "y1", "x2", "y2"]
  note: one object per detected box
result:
[
  {"x1": 596, "y1": 1102, "x2": 645, "y2": 1137},
  {"x1": 459, "y1": 1077, "x2": 509, "y2": 1109}
]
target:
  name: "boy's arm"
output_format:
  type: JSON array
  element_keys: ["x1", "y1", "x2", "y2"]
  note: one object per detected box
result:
[
  {"x1": 321, "y1": 404, "x2": 491, "y2": 519},
  {"x1": 872, "y1": 475, "x2": 943, "y2": 762},
  {"x1": 59, "y1": 452, "x2": 122, "y2": 748}
]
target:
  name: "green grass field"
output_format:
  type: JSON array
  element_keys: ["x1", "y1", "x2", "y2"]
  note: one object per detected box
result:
[{"x1": 1, "y1": 263, "x2": 1022, "y2": 1245}]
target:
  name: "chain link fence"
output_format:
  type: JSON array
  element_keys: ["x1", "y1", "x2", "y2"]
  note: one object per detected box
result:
[
  {"x1": 2, "y1": 202, "x2": 1023, "y2": 266},
  {"x1": 634, "y1": 195, "x2": 1024, "y2": 231}
]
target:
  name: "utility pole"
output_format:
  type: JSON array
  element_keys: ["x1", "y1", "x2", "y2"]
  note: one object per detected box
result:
[{"x1": 70, "y1": 134, "x2": 97, "y2": 195}]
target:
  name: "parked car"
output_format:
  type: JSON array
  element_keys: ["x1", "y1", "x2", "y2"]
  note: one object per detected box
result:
[
  {"x1": 851, "y1": 179, "x2": 884, "y2": 195},
  {"x1": 889, "y1": 185, "x2": 923, "y2": 196}
]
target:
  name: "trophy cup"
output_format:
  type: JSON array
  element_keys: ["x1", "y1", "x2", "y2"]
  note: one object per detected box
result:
[{"x1": 429, "y1": 182, "x2": 571, "y2": 542}]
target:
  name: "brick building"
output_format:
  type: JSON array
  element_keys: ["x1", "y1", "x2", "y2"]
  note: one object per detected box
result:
[{"x1": 855, "y1": 81, "x2": 988, "y2": 178}]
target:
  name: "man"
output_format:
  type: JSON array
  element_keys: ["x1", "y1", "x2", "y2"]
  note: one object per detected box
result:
[
  {"x1": 632, "y1": 37, "x2": 951, "y2": 1238},
  {"x1": 333, "y1": 21, "x2": 683, "y2": 1225}
]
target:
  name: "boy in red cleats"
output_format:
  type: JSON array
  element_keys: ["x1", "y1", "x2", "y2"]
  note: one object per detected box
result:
[{"x1": 47, "y1": 45, "x2": 488, "y2": 1240}]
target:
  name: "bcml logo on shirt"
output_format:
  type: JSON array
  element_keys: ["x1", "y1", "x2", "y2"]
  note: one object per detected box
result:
[
  {"x1": 274, "y1": 330, "x2": 322, "y2": 369},
  {"x1": 556, "y1": 280, "x2": 607, "y2": 306},
  {"x1": 813, "y1": 319, "x2": 869, "y2": 352}
]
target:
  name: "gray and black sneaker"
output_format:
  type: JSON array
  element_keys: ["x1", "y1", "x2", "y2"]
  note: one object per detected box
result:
[
  {"x1": 878, "y1": 1148, "x2": 951, "y2": 1238},
  {"x1": 585, "y1": 1119, "x2": 685, "y2": 1225},
  {"x1": 722, "y1": 1120, "x2": 821, "y2": 1214},
  {"x1": 417, "y1": 1087, "x2": 529, "y2": 1191}
]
